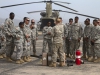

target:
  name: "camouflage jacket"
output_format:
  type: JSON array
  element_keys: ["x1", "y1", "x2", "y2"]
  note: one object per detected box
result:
[
  {"x1": 83, "y1": 24, "x2": 93, "y2": 38},
  {"x1": 4, "y1": 18, "x2": 15, "y2": 42},
  {"x1": 42, "y1": 26, "x2": 53, "y2": 39},
  {"x1": 13, "y1": 27, "x2": 24, "y2": 43},
  {"x1": 68, "y1": 23, "x2": 83, "y2": 40},
  {"x1": 31, "y1": 27, "x2": 38, "y2": 40},
  {"x1": 90, "y1": 25, "x2": 100, "y2": 43},
  {"x1": 52, "y1": 24, "x2": 64, "y2": 44},
  {"x1": 23, "y1": 23, "x2": 32, "y2": 42}
]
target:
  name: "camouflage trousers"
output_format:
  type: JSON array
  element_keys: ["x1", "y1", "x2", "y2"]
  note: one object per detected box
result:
[
  {"x1": 65, "y1": 39, "x2": 70, "y2": 56},
  {"x1": 23, "y1": 41, "x2": 31, "y2": 57},
  {"x1": 94, "y1": 43, "x2": 100, "y2": 58},
  {"x1": 31, "y1": 40, "x2": 36, "y2": 53},
  {"x1": 15, "y1": 42, "x2": 23, "y2": 59},
  {"x1": 69, "y1": 39, "x2": 79, "y2": 56},
  {"x1": 52, "y1": 43, "x2": 64, "y2": 62},
  {"x1": 6, "y1": 41, "x2": 15, "y2": 58},
  {"x1": 83, "y1": 40, "x2": 91, "y2": 57},
  {"x1": 0, "y1": 42, "x2": 6, "y2": 55},
  {"x1": 42, "y1": 39, "x2": 52, "y2": 53}
]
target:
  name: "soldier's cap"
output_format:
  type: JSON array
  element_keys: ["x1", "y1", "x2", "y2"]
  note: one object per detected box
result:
[{"x1": 86, "y1": 18, "x2": 90, "y2": 21}]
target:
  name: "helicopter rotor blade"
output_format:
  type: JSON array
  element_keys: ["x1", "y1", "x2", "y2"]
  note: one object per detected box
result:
[
  {"x1": 53, "y1": 2, "x2": 78, "y2": 12},
  {"x1": 53, "y1": 1, "x2": 70, "y2": 4},
  {"x1": 0, "y1": 1, "x2": 44, "y2": 8},
  {"x1": 57, "y1": 10, "x2": 99, "y2": 19},
  {"x1": 27, "y1": 10, "x2": 46, "y2": 14}
]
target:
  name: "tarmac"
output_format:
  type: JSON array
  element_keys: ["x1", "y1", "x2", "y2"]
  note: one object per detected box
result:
[{"x1": 0, "y1": 31, "x2": 100, "y2": 75}]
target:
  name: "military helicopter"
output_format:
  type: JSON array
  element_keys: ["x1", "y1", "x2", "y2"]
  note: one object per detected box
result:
[{"x1": 0, "y1": 0, "x2": 99, "y2": 30}]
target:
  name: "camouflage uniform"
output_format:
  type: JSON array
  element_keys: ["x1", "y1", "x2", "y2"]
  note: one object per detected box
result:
[
  {"x1": 23, "y1": 24, "x2": 31, "y2": 57},
  {"x1": 61, "y1": 23, "x2": 68, "y2": 53},
  {"x1": 42, "y1": 26, "x2": 53, "y2": 53},
  {"x1": 4, "y1": 18, "x2": 15, "y2": 58},
  {"x1": 66, "y1": 23, "x2": 72, "y2": 56},
  {"x1": 52, "y1": 24, "x2": 64, "y2": 62},
  {"x1": 13, "y1": 27, "x2": 24, "y2": 60},
  {"x1": 0, "y1": 26, "x2": 6, "y2": 55},
  {"x1": 31, "y1": 27, "x2": 38, "y2": 53},
  {"x1": 69, "y1": 23, "x2": 83, "y2": 57},
  {"x1": 83, "y1": 24, "x2": 93, "y2": 57},
  {"x1": 91, "y1": 25, "x2": 100, "y2": 58}
]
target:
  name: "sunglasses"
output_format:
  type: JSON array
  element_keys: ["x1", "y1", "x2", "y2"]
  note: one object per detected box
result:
[{"x1": 31, "y1": 22, "x2": 35, "y2": 23}]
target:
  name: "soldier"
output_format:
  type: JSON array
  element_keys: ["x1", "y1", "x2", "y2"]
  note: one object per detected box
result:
[
  {"x1": 69, "y1": 16, "x2": 83, "y2": 59},
  {"x1": 83, "y1": 18, "x2": 93, "y2": 61},
  {"x1": 58, "y1": 17, "x2": 68, "y2": 55},
  {"x1": 31, "y1": 19, "x2": 37, "y2": 28},
  {"x1": 50, "y1": 19, "x2": 65, "y2": 67},
  {"x1": 66, "y1": 18, "x2": 73, "y2": 57},
  {"x1": 42, "y1": 22, "x2": 53, "y2": 53},
  {"x1": 22, "y1": 17, "x2": 32, "y2": 62},
  {"x1": 14, "y1": 22, "x2": 24, "y2": 64},
  {"x1": 30, "y1": 23, "x2": 38, "y2": 56},
  {"x1": 0, "y1": 26, "x2": 6, "y2": 58},
  {"x1": 4, "y1": 12, "x2": 15, "y2": 62},
  {"x1": 90, "y1": 19, "x2": 100, "y2": 62}
]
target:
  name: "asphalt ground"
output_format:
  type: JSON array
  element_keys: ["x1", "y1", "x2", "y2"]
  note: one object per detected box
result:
[{"x1": 0, "y1": 31, "x2": 100, "y2": 75}]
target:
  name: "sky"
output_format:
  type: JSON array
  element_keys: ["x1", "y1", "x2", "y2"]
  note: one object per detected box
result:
[{"x1": 0, "y1": 0, "x2": 100, "y2": 23}]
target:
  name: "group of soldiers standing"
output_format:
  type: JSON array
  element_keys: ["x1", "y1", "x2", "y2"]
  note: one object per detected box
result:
[
  {"x1": 42, "y1": 17, "x2": 100, "y2": 67},
  {"x1": 0, "y1": 12, "x2": 100, "y2": 67},
  {"x1": 0, "y1": 12, "x2": 38, "y2": 64}
]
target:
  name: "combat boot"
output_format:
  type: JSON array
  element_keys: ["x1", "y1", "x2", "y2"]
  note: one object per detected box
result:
[
  {"x1": 25, "y1": 56, "x2": 31, "y2": 62},
  {"x1": 88, "y1": 56, "x2": 94, "y2": 62},
  {"x1": 60, "y1": 62, "x2": 65, "y2": 67},
  {"x1": 2, "y1": 54, "x2": 6, "y2": 58},
  {"x1": 94, "y1": 58, "x2": 100, "y2": 63},
  {"x1": 23, "y1": 56, "x2": 28, "y2": 62},
  {"x1": 0, "y1": 55, "x2": 3, "y2": 59},
  {"x1": 16, "y1": 59, "x2": 21, "y2": 64},
  {"x1": 82, "y1": 55, "x2": 86, "y2": 59},
  {"x1": 6, "y1": 57, "x2": 13, "y2": 62},
  {"x1": 20, "y1": 59, "x2": 25, "y2": 63},
  {"x1": 49, "y1": 62, "x2": 56, "y2": 67}
]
